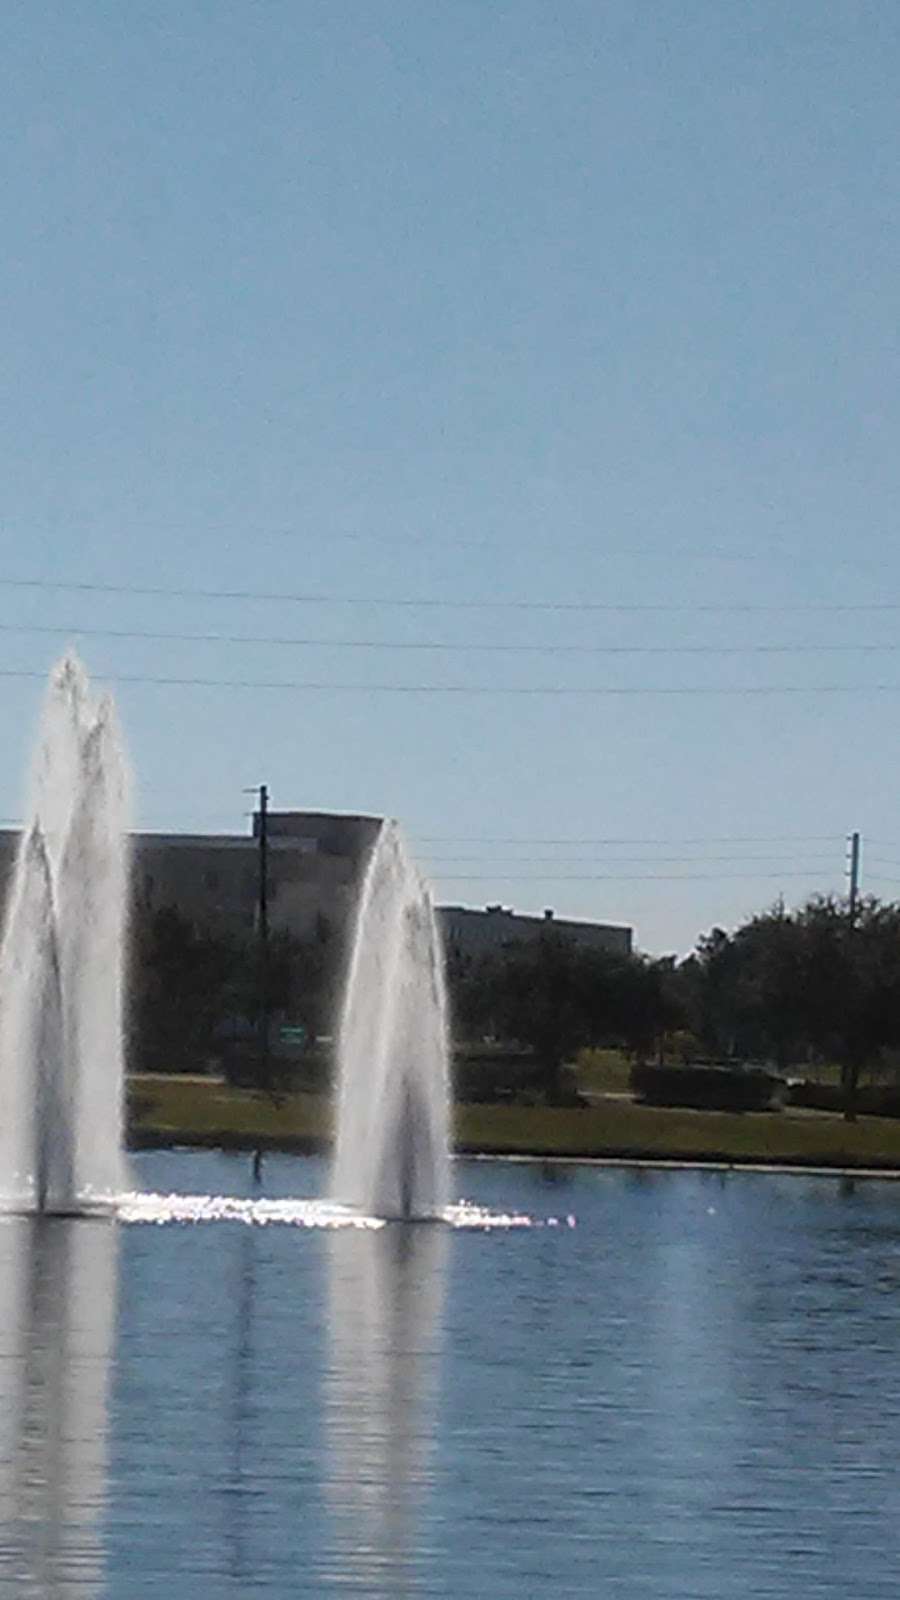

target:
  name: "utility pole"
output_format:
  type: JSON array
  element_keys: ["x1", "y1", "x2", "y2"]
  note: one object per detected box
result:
[
  {"x1": 257, "y1": 784, "x2": 270, "y2": 1095},
  {"x1": 843, "y1": 829, "x2": 863, "y2": 1124},
  {"x1": 847, "y1": 830, "x2": 861, "y2": 925}
]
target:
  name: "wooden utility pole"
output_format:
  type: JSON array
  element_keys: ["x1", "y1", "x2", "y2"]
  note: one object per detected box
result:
[
  {"x1": 848, "y1": 830, "x2": 861, "y2": 925},
  {"x1": 258, "y1": 784, "x2": 270, "y2": 1093},
  {"x1": 842, "y1": 829, "x2": 863, "y2": 1123}
]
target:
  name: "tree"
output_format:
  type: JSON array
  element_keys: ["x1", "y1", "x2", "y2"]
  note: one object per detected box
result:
[
  {"x1": 679, "y1": 895, "x2": 900, "y2": 1119},
  {"x1": 130, "y1": 905, "x2": 243, "y2": 1073},
  {"x1": 603, "y1": 953, "x2": 685, "y2": 1062},
  {"x1": 465, "y1": 936, "x2": 673, "y2": 1103},
  {"x1": 795, "y1": 897, "x2": 900, "y2": 1118},
  {"x1": 675, "y1": 929, "x2": 738, "y2": 1057},
  {"x1": 484, "y1": 934, "x2": 589, "y2": 1103},
  {"x1": 130, "y1": 903, "x2": 349, "y2": 1081}
]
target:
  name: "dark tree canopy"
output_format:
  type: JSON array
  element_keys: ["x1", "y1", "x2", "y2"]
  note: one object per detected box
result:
[
  {"x1": 448, "y1": 893, "x2": 900, "y2": 1115},
  {"x1": 129, "y1": 905, "x2": 343, "y2": 1077},
  {"x1": 134, "y1": 889, "x2": 900, "y2": 1119},
  {"x1": 675, "y1": 895, "x2": 900, "y2": 1117},
  {"x1": 449, "y1": 934, "x2": 681, "y2": 1104}
]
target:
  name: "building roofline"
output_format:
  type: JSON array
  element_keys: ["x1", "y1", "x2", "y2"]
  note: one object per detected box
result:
[
  {"x1": 438, "y1": 903, "x2": 632, "y2": 935},
  {"x1": 262, "y1": 810, "x2": 383, "y2": 826},
  {"x1": 0, "y1": 816, "x2": 383, "y2": 850}
]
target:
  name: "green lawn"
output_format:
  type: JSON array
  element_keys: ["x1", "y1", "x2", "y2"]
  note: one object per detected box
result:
[
  {"x1": 129, "y1": 1073, "x2": 900, "y2": 1171},
  {"x1": 575, "y1": 1047, "x2": 634, "y2": 1096},
  {"x1": 128, "y1": 1075, "x2": 332, "y2": 1150}
]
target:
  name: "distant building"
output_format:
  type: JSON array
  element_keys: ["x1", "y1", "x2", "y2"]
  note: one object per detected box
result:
[
  {"x1": 0, "y1": 814, "x2": 633, "y2": 956},
  {"x1": 440, "y1": 903, "x2": 632, "y2": 961},
  {"x1": 0, "y1": 811, "x2": 381, "y2": 949},
  {"x1": 134, "y1": 811, "x2": 382, "y2": 943}
]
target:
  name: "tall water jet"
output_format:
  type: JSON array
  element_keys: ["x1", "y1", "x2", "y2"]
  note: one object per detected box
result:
[
  {"x1": 332, "y1": 821, "x2": 451, "y2": 1220},
  {"x1": 0, "y1": 655, "x2": 131, "y2": 1212}
]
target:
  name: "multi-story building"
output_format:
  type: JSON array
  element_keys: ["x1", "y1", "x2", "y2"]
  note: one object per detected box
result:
[
  {"x1": 135, "y1": 812, "x2": 381, "y2": 943},
  {"x1": 0, "y1": 812, "x2": 633, "y2": 955},
  {"x1": 441, "y1": 903, "x2": 632, "y2": 961}
]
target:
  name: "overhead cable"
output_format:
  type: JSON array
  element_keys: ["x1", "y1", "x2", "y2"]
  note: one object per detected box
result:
[{"x1": 3, "y1": 576, "x2": 900, "y2": 614}]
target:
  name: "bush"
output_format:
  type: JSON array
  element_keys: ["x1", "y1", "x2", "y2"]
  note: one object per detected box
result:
[
  {"x1": 453, "y1": 1050, "x2": 585, "y2": 1106},
  {"x1": 785, "y1": 1079, "x2": 900, "y2": 1119},
  {"x1": 630, "y1": 1061, "x2": 779, "y2": 1113}
]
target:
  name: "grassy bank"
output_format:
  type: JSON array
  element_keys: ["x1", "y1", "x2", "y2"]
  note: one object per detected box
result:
[{"x1": 129, "y1": 1074, "x2": 900, "y2": 1172}]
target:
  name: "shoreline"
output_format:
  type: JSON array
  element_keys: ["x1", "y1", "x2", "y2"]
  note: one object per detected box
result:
[
  {"x1": 128, "y1": 1075, "x2": 900, "y2": 1179},
  {"x1": 127, "y1": 1128, "x2": 900, "y2": 1178}
]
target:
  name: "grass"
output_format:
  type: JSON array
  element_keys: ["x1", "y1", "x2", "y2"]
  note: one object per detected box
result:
[
  {"x1": 455, "y1": 1100, "x2": 900, "y2": 1168},
  {"x1": 129, "y1": 1075, "x2": 332, "y2": 1151},
  {"x1": 575, "y1": 1047, "x2": 634, "y2": 1097},
  {"x1": 129, "y1": 1073, "x2": 900, "y2": 1171},
  {"x1": 574, "y1": 1047, "x2": 871, "y2": 1094}
]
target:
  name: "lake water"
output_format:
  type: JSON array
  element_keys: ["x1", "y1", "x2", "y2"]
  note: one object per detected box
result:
[{"x1": 0, "y1": 1149, "x2": 898, "y2": 1598}]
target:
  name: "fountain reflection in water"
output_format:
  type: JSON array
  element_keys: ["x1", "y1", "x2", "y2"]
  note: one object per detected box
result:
[
  {"x1": 332, "y1": 820, "x2": 451, "y2": 1220},
  {"x1": 324, "y1": 1224, "x2": 447, "y2": 1596},
  {"x1": 0, "y1": 1217, "x2": 119, "y2": 1598},
  {"x1": 0, "y1": 656, "x2": 131, "y2": 1212}
]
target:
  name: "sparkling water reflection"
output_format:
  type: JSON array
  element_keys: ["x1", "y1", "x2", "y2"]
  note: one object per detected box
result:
[
  {"x1": 324, "y1": 1224, "x2": 447, "y2": 1595},
  {"x1": 1, "y1": 1150, "x2": 899, "y2": 1598},
  {"x1": 0, "y1": 1215, "x2": 117, "y2": 1598}
]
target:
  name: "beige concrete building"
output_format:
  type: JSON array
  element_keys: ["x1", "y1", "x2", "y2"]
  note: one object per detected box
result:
[
  {"x1": 441, "y1": 903, "x2": 632, "y2": 961},
  {"x1": 0, "y1": 812, "x2": 633, "y2": 956},
  {"x1": 0, "y1": 811, "x2": 381, "y2": 948},
  {"x1": 135, "y1": 812, "x2": 381, "y2": 942}
]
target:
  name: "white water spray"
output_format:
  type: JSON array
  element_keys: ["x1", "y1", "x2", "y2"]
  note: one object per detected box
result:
[
  {"x1": 332, "y1": 821, "x2": 451, "y2": 1220},
  {"x1": 0, "y1": 655, "x2": 131, "y2": 1212}
]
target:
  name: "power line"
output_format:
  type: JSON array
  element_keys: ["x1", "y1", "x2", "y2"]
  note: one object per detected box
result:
[
  {"x1": 6, "y1": 668, "x2": 900, "y2": 696},
  {"x1": 435, "y1": 870, "x2": 840, "y2": 882},
  {"x1": 0, "y1": 818, "x2": 842, "y2": 849},
  {"x1": 416, "y1": 838, "x2": 839, "y2": 851},
  {"x1": 4, "y1": 575, "x2": 900, "y2": 614},
  {"x1": 0, "y1": 818, "x2": 847, "y2": 865},
  {"x1": 424, "y1": 852, "x2": 838, "y2": 865},
  {"x1": 7, "y1": 620, "x2": 900, "y2": 656}
]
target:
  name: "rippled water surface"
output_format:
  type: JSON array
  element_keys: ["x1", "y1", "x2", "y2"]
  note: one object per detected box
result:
[{"x1": 1, "y1": 1149, "x2": 899, "y2": 1597}]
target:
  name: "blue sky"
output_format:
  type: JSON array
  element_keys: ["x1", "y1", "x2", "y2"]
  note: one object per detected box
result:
[{"x1": 1, "y1": 0, "x2": 899, "y2": 954}]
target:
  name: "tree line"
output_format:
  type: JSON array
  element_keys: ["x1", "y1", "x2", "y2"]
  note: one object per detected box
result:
[
  {"x1": 448, "y1": 895, "x2": 900, "y2": 1115},
  {"x1": 129, "y1": 904, "x2": 341, "y2": 1075},
  {"x1": 132, "y1": 892, "x2": 900, "y2": 1118}
]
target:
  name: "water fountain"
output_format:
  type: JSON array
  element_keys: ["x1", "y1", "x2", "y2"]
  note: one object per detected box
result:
[
  {"x1": 332, "y1": 820, "x2": 451, "y2": 1220},
  {"x1": 0, "y1": 655, "x2": 131, "y2": 1213}
]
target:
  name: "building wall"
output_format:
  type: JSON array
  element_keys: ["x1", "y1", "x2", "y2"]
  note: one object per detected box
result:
[
  {"x1": 0, "y1": 820, "x2": 633, "y2": 957},
  {"x1": 0, "y1": 812, "x2": 382, "y2": 947},
  {"x1": 136, "y1": 813, "x2": 381, "y2": 942},
  {"x1": 440, "y1": 903, "x2": 633, "y2": 961}
]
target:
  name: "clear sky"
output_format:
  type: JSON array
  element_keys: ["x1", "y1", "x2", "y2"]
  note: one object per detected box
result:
[{"x1": 1, "y1": 0, "x2": 899, "y2": 956}]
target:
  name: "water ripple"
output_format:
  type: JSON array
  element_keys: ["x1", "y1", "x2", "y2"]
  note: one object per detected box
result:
[{"x1": 114, "y1": 1190, "x2": 576, "y2": 1230}]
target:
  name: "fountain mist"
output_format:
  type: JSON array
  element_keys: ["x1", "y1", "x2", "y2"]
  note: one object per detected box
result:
[
  {"x1": 0, "y1": 656, "x2": 131, "y2": 1212},
  {"x1": 332, "y1": 821, "x2": 451, "y2": 1220}
]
